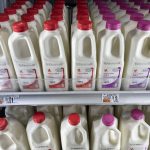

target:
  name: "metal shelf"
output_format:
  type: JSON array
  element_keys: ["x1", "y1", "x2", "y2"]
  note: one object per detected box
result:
[{"x1": 0, "y1": 91, "x2": 149, "y2": 106}]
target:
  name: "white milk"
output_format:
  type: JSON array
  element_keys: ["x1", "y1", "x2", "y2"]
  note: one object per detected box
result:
[
  {"x1": 4, "y1": 8, "x2": 20, "y2": 25},
  {"x1": 39, "y1": 20, "x2": 68, "y2": 91},
  {"x1": 5, "y1": 106, "x2": 34, "y2": 126},
  {"x1": 91, "y1": 114, "x2": 121, "y2": 150},
  {"x1": 36, "y1": 105, "x2": 63, "y2": 127},
  {"x1": 27, "y1": 8, "x2": 43, "y2": 29},
  {"x1": 63, "y1": 105, "x2": 87, "y2": 119},
  {"x1": 0, "y1": 14, "x2": 12, "y2": 34},
  {"x1": 72, "y1": 20, "x2": 97, "y2": 91},
  {"x1": 88, "y1": 106, "x2": 114, "y2": 129},
  {"x1": 122, "y1": 13, "x2": 144, "y2": 40},
  {"x1": 0, "y1": 27, "x2": 18, "y2": 91},
  {"x1": 122, "y1": 21, "x2": 150, "y2": 90},
  {"x1": 21, "y1": 14, "x2": 42, "y2": 38},
  {"x1": 115, "y1": 105, "x2": 142, "y2": 118},
  {"x1": 0, "y1": 117, "x2": 30, "y2": 150},
  {"x1": 27, "y1": 112, "x2": 60, "y2": 150},
  {"x1": 61, "y1": 113, "x2": 89, "y2": 150},
  {"x1": 97, "y1": 20, "x2": 124, "y2": 91},
  {"x1": 120, "y1": 109, "x2": 150, "y2": 150},
  {"x1": 8, "y1": 21, "x2": 43, "y2": 92}
]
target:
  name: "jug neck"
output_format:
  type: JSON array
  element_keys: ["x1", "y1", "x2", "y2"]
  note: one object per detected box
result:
[{"x1": 105, "y1": 29, "x2": 121, "y2": 34}]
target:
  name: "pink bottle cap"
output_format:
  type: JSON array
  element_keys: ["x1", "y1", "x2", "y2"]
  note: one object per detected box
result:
[
  {"x1": 137, "y1": 20, "x2": 150, "y2": 31},
  {"x1": 106, "y1": 20, "x2": 121, "y2": 30},
  {"x1": 102, "y1": 114, "x2": 115, "y2": 126},
  {"x1": 131, "y1": 109, "x2": 144, "y2": 120}
]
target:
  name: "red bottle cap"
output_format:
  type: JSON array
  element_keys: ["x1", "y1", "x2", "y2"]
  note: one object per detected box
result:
[
  {"x1": 4, "y1": 8, "x2": 16, "y2": 15},
  {"x1": 68, "y1": 113, "x2": 80, "y2": 126},
  {"x1": 12, "y1": 21, "x2": 28, "y2": 32},
  {"x1": 77, "y1": 20, "x2": 92, "y2": 30},
  {"x1": 44, "y1": 20, "x2": 58, "y2": 30},
  {"x1": 33, "y1": 112, "x2": 45, "y2": 123},
  {"x1": 0, "y1": 13, "x2": 9, "y2": 22},
  {"x1": 21, "y1": 14, "x2": 34, "y2": 22},
  {"x1": 0, "y1": 118, "x2": 8, "y2": 131}
]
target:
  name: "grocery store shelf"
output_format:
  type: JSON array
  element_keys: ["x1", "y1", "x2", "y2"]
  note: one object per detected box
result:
[{"x1": 0, "y1": 91, "x2": 149, "y2": 106}]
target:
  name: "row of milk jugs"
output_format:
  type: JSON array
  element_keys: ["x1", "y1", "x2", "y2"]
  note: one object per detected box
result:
[
  {"x1": 1, "y1": 105, "x2": 150, "y2": 150},
  {"x1": 0, "y1": 0, "x2": 69, "y2": 92},
  {"x1": 71, "y1": 0, "x2": 150, "y2": 91}
]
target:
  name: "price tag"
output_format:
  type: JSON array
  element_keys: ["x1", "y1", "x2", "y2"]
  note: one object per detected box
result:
[
  {"x1": 0, "y1": 95, "x2": 20, "y2": 105},
  {"x1": 102, "y1": 93, "x2": 119, "y2": 103}
]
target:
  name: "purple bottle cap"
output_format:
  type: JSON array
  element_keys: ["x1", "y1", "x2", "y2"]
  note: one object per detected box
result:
[
  {"x1": 102, "y1": 114, "x2": 115, "y2": 126},
  {"x1": 134, "y1": 1, "x2": 144, "y2": 5},
  {"x1": 131, "y1": 109, "x2": 144, "y2": 120},
  {"x1": 103, "y1": 14, "x2": 115, "y2": 21},
  {"x1": 126, "y1": 8, "x2": 138, "y2": 14},
  {"x1": 130, "y1": 13, "x2": 144, "y2": 21},
  {"x1": 137, "y1": 20, "x2": 150, "y2": 31},
  {"x1": 119, "y1": 4, "x2": 130, "y2": 10},
  {"x1": 98, "y1": 5, "x2": 109, "y2": 10},
  {"x1": 140, "y1": 4, "x2": 150, "y2": 10},
  {"x1": 106, "y1": 20, "x2": 121, "y2": 30},
  {"x1": 99, "y1": 8, "x2": 111, "y2": 14}
]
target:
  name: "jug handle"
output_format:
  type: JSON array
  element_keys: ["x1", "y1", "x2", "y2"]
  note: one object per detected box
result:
[
  {"x1": 101, "y1": 128, "x2": 121, "y2": 146},
  {"x1": 13, "y1": 14, "x2": 19, "y2": 22}
]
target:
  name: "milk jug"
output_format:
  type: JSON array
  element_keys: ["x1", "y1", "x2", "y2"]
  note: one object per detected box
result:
[
  {"x1": 91, "y1": 114, "x2": 121, "y2": 150},
  {"x1": 0, "y1": 117, "x2": 30, "y2": 150},
  {"x1": 63, "y1": 105, "x2": 87, "y2": 119},
  {"x1": 11, "y1": 4, "x2": 26, "y2": 16},
  {"x1": 0, "y1": 27, "x2": 18, "y2": 91},
  {"x1": 4, "y1": 8, "x2": 20, "y2": 24},
  {"x1": 0, "y1": 14, "x2": 12, "y2": 34},
  {"x1": 88, "y1": 106, "x2": 114, "y2": 128},
  {"x1": 61, "y1": 113, "x2": 89, "y2": 150},
  {"x1": 139, "y1": 4, "x2": 150, "y2": 16},
  {"x1": 5, "y1": 106, "x2": 34, "y2": 126},
  {"x1": 37, "y1": 105, "x2": 63, "y2": 127},
  {"x1": 72, "y1": 20, "x2": 97, "y2": 91},
  {"x1": 122, "y1": 13, "x2": 144, "y2": 40},
  {"x1": 115, "y1": 105, "x2": 142, "y2": 118},
  {"x1": 27, "y1": 112, "x2": 60, "y2": 150},
  {"x1": 122, "y1": 21, "x2": 150, "y2": 90},
  {"x1": 27, "y1": 8, "x2": 43, "y2": 29},
  {"x1": 39, "y1": 20, "x2": 68, "y2": 91},
  {"x1": 97, "y1": 20, "x2": 124, "y2": 91},
  {"x1": 8, "y1": 21, "x2": 44, "y2": 92},
  {"x1": 120, "y1": 109, "x2": 150, "y2": 150}
]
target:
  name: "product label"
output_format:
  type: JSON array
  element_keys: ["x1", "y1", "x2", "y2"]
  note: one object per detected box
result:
[
  {"x1": 129, "y1": 67, "x2": 150, "y2": 89},
  {"x1": 76, "y1": 67, "x2": 94, "y2": 88},
  {"x1": 45, "y1": 65, "x2": 65, "y2": 89},
  {"x1": 102, "y1": 93, "x2": 119, "y2": 103},
  {"x1": 0, "y1": 67, "x2": 12, "y2": 90},
  {"x1": 127, "y1": 144, "x2": 148, "y2": 150},
  {"x1": 101, "y1": 66, "x2": 122, "y2": 89},
  {"x1": 34, "y1": 145, "x2": 53, "y2": 150}
]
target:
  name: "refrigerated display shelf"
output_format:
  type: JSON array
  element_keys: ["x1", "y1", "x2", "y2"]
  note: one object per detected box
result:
[{"x1": 0, "y1": 91, "x2": 149, "y2": 106}]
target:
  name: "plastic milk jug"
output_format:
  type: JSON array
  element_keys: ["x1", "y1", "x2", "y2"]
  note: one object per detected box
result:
[
  {"x1": 91, "y1": 114, "x2": 121, "y2": 150},
  {"x1": 4, "y1": 8, "x2": 20, "y2": 24},
  {"x1": 0, "y1": 14, "x2": 12, "y2": 34},
  {"x1": 139, "y1": 4, "x2": 150, "y2": 16},
  {"x1": 11, "y1": 4, "x2": 26, "y2": 16},
  {"x1": 27, "y1": 112, "x2": 60, "y2": 150},
  {"x1": 5, "y1": 106, "x2": 34, "y2": 126},
  {"x1": 122, "y1": 21, "x2": 150, "y2": 90},
  {"x1": 61, "y1": 113, "x2": 89, "y2": 150},
  {"x1": 0, "y1": 27, "x2": 18, "y2": 91},
  {"x1": 0, "y1": 117, "x2": 30, "y2": 150},
  {"x1": 122, "y1": 13, "x2": 144, "y2": 40},
  {"x1": 88, "y1": 106, "x2": 114, "y2": 129},
  {"x1": 63, "y1": 105, "x2": 87, "y2": 119},
  {"x1": 97, "y1": 20, "x2": 124, "y2": 91},
  {"x1": 37, "y1": 106, "x2": 63, "y2": 127},
  {"x1": 72, "y1": 20, "x2": 97, "y2": 91},
  {"x1": 8, "y1": 21, "x2": 44, "y2": 91},
  {"x1": 120, "y1": 109, "x2": 150, "y2": 150},
  {"x1": 39, "y1": 20, "x2": 68, "y2": 91}
]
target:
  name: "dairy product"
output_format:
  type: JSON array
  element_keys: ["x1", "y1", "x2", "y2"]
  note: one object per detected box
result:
[{"x1": 97, "y1": 20, "x2": 124, "y2": 91}]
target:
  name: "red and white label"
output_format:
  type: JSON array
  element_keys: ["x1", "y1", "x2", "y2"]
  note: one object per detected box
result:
[{"x1": 76, "y1": 67, "x2": 94, "y2": 88}]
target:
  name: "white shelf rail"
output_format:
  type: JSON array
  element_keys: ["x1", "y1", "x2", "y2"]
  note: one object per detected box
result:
[{"x1": 0, "y1": 91, "x2": 149, "y2": 106}]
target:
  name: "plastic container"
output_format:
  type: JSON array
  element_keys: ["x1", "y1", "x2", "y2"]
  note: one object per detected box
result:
[
  {"x1": 36, "y1": 105, "x2": 63, "y2": 127},
  {"x1": 122, "y1": 21, "x2": 150, "y2": 90},
  {"x1": 139, "y1": 4, "x2": 150, "y2": 16},
  {"x1": 5, "y1": 106, "x2": 34, "y2": 126},
  {"x1": 0, "y1": 27, "x2": 18, "y2": 91},
  {"x1": 120, "y1": 109, "x2": 150, "y2": 149},
  {"x1": 88, "y1": 106, "x2": 114, "y2": 129},
  {"x1": 8, "y1": 21, "x2": 44, "y2": 91},
  {"x1": 39, "y1": 20, "x2": 68, "y2": 91},
  {"x1": 4, "y1": 8, "x2": 20, "y2": 24},
  {"x1": 72, "y1": 20, "x2": 97, "y2": 91},
  {"x1": 0, "y1": 117, "x2": 30, "y2": 150},
  {"x1": 11, "y1": 4, "x2": 25, "y2": 16},
  {"x1": 91, "y1": 114, "x2": 121, "y2": 150},
  {"x1": 0, "y1": 14, "x2": 12, "y2": 34},
  {"x1": 97, "y1": 20, "x2": 124, "y2": 91},
  {"x1": 27, "y1": 112, "x2": 60, "y2": 150},
  {"x1": 61, "y1": 113, "x2": 89, "y2": 150}
]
